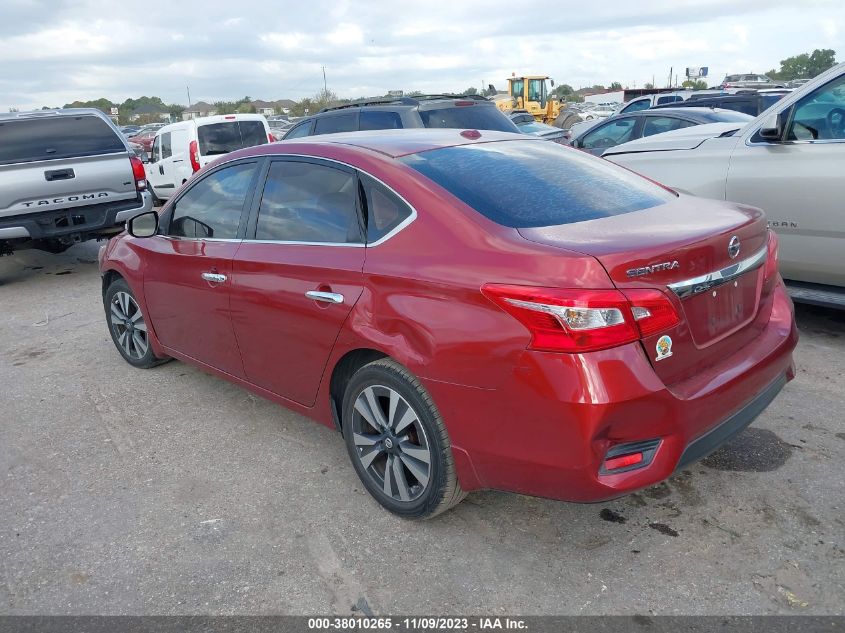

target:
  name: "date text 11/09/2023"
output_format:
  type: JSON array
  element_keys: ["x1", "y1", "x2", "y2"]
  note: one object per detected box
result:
[{"x1": 307, "y1": 617, "x2": 528, "y2": 631}]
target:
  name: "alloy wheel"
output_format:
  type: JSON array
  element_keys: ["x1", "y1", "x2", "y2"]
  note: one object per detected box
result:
[
  {"x1": 351, "y1": 385, "x2": 432, "y2": 503},
  {"x1": 110, "y1": 291, "x2": 149, "y2": 360}
]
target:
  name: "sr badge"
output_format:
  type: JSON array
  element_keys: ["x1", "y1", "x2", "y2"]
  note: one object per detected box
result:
[{"x1": 655, "y1": 335, "x2": 673, "y2": 361}]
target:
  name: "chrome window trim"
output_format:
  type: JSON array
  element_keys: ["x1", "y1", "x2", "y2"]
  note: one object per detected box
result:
[
  {"x1": 242, "y1": 152, "x2": 419, "y2": 248},
  {"x1": 667, "y1": 245, "x2": 768, "y2": 299}
]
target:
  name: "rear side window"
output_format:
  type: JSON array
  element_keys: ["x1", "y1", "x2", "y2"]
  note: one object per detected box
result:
[
  {"x1": 621, "y1": 99, "x2": 650, "y2": 113},
  {"x1": 197, "y1": 121, "x2": 268, "y2": 156},
  {"x1": 0, "y1": 115, "x2": 125, "y2": 165},
  {"x1": 313, "y1": 113, "x2": 358, "y2": 135},
  {"x1": 642, "y1": 116, "x2": 694, "y2": 136},
  {"x1": 656, "y1": 95, "x2": 681, "y2": 105},
  {"x1": 401, "y1": 140, "x2": 674, "y2": 228},
  {"x1": 360, "y1": 110, "x2": 403, "y2": 131},
  {"x1": 254, "y1": 161, "x2": 361, "y2": 243},
  {"x1": 168, "y1": 162, "x2": 256, "y2": 239},
  {"x1": 359, "y1": 174, "x2": 413, "y2": 242},
  {"x1": 418, "y1": 105, "x2": 518, "y2": 132}
]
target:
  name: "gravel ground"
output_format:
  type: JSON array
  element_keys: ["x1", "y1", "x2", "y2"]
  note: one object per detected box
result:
[{"x1": 1, "y1": 242, "x2": 843, "y2": 615}]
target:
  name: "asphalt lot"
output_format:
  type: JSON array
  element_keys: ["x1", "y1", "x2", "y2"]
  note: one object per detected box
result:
[{"x1": 1, "y1": 242, "x2": 843, "y2": 615}]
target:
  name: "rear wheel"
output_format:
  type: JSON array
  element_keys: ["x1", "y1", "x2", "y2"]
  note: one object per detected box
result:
[
  {"x1": 342, "y1": 359, "x2": 465, "y2": 519},
  {"x1": 104, "y1": 278, "x2": 165, "y2": 368}
]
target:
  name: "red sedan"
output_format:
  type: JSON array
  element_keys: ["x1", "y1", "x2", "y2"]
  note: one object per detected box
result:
[{"x1": 99, "y1": 129, "x2": 798, "y2": 518}]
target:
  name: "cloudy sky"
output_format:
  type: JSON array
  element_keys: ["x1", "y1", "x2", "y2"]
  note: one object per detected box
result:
[{"x1": 2, "y1": 0, "x2": 842, "y2": 110}]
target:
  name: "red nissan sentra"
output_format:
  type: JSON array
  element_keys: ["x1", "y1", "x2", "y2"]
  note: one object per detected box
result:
[{"x1": 99, "y1": 129, "x2": 798, "y2": 518}]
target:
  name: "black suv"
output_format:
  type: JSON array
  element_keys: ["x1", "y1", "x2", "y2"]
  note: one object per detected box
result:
[
  {"x1": 653, "y1": 91, "x2": 791, "y2": 117},
  {"x1": 282, "y1": 95, "x2": 519, "y2": 139}
]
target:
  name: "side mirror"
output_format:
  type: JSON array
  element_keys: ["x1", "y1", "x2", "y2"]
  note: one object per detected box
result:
[
  {"x1": 127, "y1": 211, "x2": 158, "y2": 238},
  {"x1": 758, "y1": 113, "x2": 782, "y2": 141},
  {"x1": 550, "y1": 79, "x2": 555, "y2": 87}
]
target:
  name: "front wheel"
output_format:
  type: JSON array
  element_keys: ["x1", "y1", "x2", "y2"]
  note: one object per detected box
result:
[
  {"x1": 104, "y1": 277, "x2": 166, "y2": 368},
  {"x1": 342, "y1": 359, "x2": 465, "y2": 519}
]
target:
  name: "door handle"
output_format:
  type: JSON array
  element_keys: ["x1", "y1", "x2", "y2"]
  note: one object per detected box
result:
[
  {"x1": 201, "y1": 272, "x2": 227, "y2": 283},
  {"x1": 159, "y1": 165, "x2": 164, "y2": 175},
  {"x1": 306, "y1": 290, "x2": 344, "y2": 304}
]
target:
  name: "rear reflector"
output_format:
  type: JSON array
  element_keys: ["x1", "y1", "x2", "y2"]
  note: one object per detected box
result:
[
  {"x1": 603, "y1": 452, "x2": 643, "y2": 471},
  {"x1": 600, "y1": 439, "x2": 661, "y2": 474}
]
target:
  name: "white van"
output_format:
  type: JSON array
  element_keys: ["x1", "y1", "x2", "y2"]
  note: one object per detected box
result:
[{"x1": 145, "y1": 114, "x2": 271, "y2": 200}]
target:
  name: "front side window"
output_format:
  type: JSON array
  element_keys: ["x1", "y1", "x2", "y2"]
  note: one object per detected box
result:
[
  {"x1": 359, "y1": 174, "x2": 413, "y2": 243},
  {"x1": 642, "y1": 116, "x2": 694, "y2": 137},
  {"x1": 621, "y1": 99, "x2": 650, "y2": 113},
  {"x1": 168, "y1": 162, "x2": 256, "y2": 239},
  {"x1": 284, "y1": 121, "x2": 312, "y2": 139},
  {"x1": 511, "y1": 79, "x2": 525, "y2": 102},
  {"x1": 313, "y1": 113, "x2": 358, "y2": 135},
  {"x1": 580, "y1": 118, "x2": 637, "y2": 150},
  {"x1": 150, "y1": 135, "x2": 161, "y2": 163},
  {"x1": 401, "y1": 140, "x2": 674, "y2": 228},
  {"x1": 254, "y1": 161, "x2": 361, "y2": 243},
  {"x1": 161, "y1": 132, "x2": 172, "y2": 159},
  {"x1": 787, "y1": 75, "x2": 845, "y2": 141},
  {"x1": 528, "y1": 79, "x2": 546, "y2": 107}
]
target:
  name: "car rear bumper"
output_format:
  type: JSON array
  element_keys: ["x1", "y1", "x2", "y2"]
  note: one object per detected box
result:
[
  {"x1": 426, "y1": 281, "x2": 798, "y2": 501},
  {"x1": 0, "y1": 192, "x2": 151, "y2": 242}
]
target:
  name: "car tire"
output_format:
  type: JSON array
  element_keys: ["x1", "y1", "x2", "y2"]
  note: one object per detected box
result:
[
  {"x1": 342, "y1": 359, "x2": 466, "y2": 519},
  {"x1": 104, "y1": 277, "x2": 167, "y2": 369},
  {"x1": 149, "y1": 184, "x2": 163, "y2": 207}
]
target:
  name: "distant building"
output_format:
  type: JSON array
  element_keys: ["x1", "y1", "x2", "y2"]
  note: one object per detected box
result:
[
  {"x1": 273, "y1": 99, "x2": 296, "y2": 115},
  {"x1": 182, "y1": 101, "x2": 217, "y2": 120},
  {"x1": 250, "y1": 100, "x2": 276, "y2": 116},
  {"x1": 130, "y1": 103, "x2": 172, "y2": 122}
]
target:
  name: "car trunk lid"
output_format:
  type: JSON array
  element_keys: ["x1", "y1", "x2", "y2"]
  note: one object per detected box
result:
[{"x1": 518, "y1": 195, "x2": 771, "y2": 385}]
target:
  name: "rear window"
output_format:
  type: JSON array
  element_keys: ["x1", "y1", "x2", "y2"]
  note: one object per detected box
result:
[
  {"x1": 400, "y1": 140, "x2": 674, "y2": 228},
  {"x1": 0, "y1": 114, "x2": 125, "y2": 165},
  {"x1": 418, "y1": 104, "x2": 518, "y2": 132},
  {"x1": 197, "y1": 120, "x2": 268, "y2": 156}
]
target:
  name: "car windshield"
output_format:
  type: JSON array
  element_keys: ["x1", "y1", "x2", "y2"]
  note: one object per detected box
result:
[
  {"x1": 401, "y1": 140, "x2": 674, "y2": 228},
  {"x1": 197, "y1": 121, "x2": 268, "y2": 155},
  {"x1": 418, "y1": 105, "x2": 518, "y2": 132}
]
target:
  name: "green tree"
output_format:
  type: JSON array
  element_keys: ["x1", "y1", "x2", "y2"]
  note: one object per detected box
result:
[
  {"x1": 552, "y1": 83, "x2": 575, "y2": 99},
  {"x1": 463, "y1": 86, "x2": 478, "y2": 95},
  {"x1": 610, "y1": 81, "x2": 623, "y2": 90},
  {"x1": 644, "y1": 82, "x2": 655, "y2": 90},
  {"x1": 767, "y1": 49, "x2": 837, "y2": 80},
  {"x1": 682, "y1": 79, "x2": 708, "y2": 90}
]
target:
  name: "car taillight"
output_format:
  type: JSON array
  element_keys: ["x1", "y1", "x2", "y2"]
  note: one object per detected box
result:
[
  {"x1": 764, "y1": 229, "x2": 779, "y2": 280},
  {"x1": 481, "y1": 285, "x2": 639, "y2": 353},
  {"x1": 129, "y1": 156, "x2": 146, "y2": 191},
  {"x1": 189, "y1": 140, "x2": 201, "y2": 172},
  {"x1": 482, "y1": 285, "x2": 681, "y2": 353},
  {"x1": 622, "y1": 289, "x2": 681, "y2": 338},
  {"x1": 268, "y1": 133, "x2": 274, "y2": 143}
]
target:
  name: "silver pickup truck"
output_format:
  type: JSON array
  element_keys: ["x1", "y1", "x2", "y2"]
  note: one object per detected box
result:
[{"x1": 0, "y1": 108, "x2": 152, "y2": 255}]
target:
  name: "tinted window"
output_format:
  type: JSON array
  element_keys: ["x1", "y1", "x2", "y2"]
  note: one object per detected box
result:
[
  {"x1": 169, "y1": 162, "x2": 256, "y2": 239},
  {"x1": 197, "y1": 121, "x2": 268, "y2": 156},
  {"x1": 418, "y1": 105, "x2": 519, "y2": 132},
  {"x1": 360, "y1": 174, "x2": 413, "y2": 242},
  {"x1": 401, "y1": 140, "x2": 674, "y2": 228},
  {"x1": 621, "y1": 99, "x2": 650, "y2": 113},
  {"x1": 254, "y1": 161, "x2": 361, "y2": 243},
  {"x1": 788, "y1": 75, "x2": 845, "y2": 141},
  {"x1": 161, "y1": 132, "x2": 172, "y2": 159},
  {"x1": 313, "y1": 113, "x2": 358, "y2": 135},
  {"x1": 360, "y1": 110, "x2": 403, "y2": 131},
  {"x1": 642, "y1": 116, "x2": 694, "y2": 136},
  {"x1": 284, "y1": 122, "x2": 312, "y2": 139},
  {"x1": 656, "y1": 95, "x2": 681, "y2": 105},
  {"x1": 580, "y1": 118, "x2": 637, "y2": 150},
  {"x1": 0, "y1": 115, "x2": 125, "y2": 165},
  {"x1": 699, "y1": 110, "x2": 754, "y2": 123}
]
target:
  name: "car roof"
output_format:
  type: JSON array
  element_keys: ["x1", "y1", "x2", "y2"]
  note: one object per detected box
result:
[{"x1": 239, "y1": 129, "x2": 533, "y2": 159}]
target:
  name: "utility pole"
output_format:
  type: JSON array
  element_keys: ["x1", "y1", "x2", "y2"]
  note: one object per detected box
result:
[
  {"x1": 322, "y1": 66, "x2": 327, "y2": 94},
  {"x1": 186, "y1": 86, "x2": 192, "y2": 106},
  {"x1": 668, "y1": 67, "x2": 673, "y2": 88}
]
